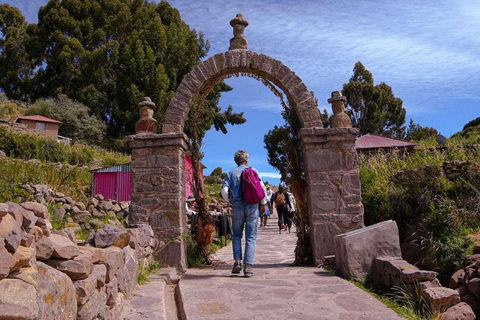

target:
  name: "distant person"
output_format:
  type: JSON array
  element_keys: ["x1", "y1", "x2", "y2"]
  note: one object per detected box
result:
[
  {"x1": 271, "y1": 185, "x2": 292, "y2": 233},
  {"x1": 260, "y1": 199, "x2": 270, "y2": 227},
  {"x1": 286, "y1": 186, "x2": 296, "y2": 218},
  {"x1": 221, "y1": 150, "x2": 267, "y2": 277}
]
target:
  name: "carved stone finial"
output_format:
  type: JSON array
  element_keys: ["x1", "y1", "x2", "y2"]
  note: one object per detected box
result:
[
  {"x1": 328, "y1": 90, "x2": 352, "y2": 128},
  {"x1": 135, "y1": 97, "x2": 157, "y2": 134},
  {"x1": 229, "y1": 13, "x2": 249, "y2": 50}
]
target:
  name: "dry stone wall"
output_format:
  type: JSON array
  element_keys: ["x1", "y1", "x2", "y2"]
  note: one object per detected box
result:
[{"x1": 0, "y1": 199, "x2": 157, "y2": 320}]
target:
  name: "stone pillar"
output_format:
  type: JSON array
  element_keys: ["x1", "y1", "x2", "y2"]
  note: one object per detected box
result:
[
  {"x1": 300, "y1": 127, "x2": 364, "y2": 265},
  {"x1": 126, "y1": 133, "x2": 188, "y2": 270}
]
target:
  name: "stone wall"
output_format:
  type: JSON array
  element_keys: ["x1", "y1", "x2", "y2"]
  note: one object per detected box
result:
[{"x1": 0, "y1": 200, "x2": 157, "y2": 320}]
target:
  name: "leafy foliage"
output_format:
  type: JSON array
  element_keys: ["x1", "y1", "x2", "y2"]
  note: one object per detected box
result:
[
  {"x1": 404, "y1": 119, "x2": 439, "y2": 142},
  {"x1": 25, "y1": 95, "x2": 106, "y2": 144},
  {"x1": 343, "y1": 62, "x2": 406, "y2": 137}
]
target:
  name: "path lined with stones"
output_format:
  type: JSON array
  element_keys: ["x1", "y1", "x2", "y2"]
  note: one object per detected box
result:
[{"x1": 178, "y1": 216, "x2": 404, "y2": 320}]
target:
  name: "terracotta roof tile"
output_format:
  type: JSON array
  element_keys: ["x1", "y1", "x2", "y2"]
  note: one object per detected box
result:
[
  {"x1": 356, "y1": 134, "x2": 417, "y2": 150},
  {"x1": 17, "y1": 115, "x2": 63, "y2": 124}
]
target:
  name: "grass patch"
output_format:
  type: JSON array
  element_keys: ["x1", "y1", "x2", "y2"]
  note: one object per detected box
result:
[
  {"x1": 74, "y1": 229, "x2": 90, "y2": 241},
  {"x1": 350, "y1": 279, "x2": 440, "y2": 320},
  {"x1": 138, "y1": 261, "x2": 160, "y2": 285}
]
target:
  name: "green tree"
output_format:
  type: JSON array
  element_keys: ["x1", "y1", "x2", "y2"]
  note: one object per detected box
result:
[
  {"x1": 343, "y1": 62, "x2": 406, "y2": 136},
  {"x1": 25, "y1": 95, "x2": 106, "y2": 145},
  {"x1": 28, "y1": 0, "x2": 208, "y2": 137},
  {"x1": 264, "y1": 98, "x2": 311, "y2": 266},
  {"x1": 404, "y1": 119, "x2": 438, "y2": 142},
  {"x1": 0, "y1": 4, "x2": 35, "y2": 100}
]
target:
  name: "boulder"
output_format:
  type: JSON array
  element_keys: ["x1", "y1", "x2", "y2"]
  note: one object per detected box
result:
[
  {"x1": 401, "y1": 269, "x2": 438, "y2": 283},
  {"x1": 99, "y1": 200, "x2": 113, "y2": 211},
  {"x1": 0, "y1": 203, "x2": 7, "y2": 218},
  {"x1": 10, "y1": 246, "x2": 35, "y2": 272},
  {"x1": 35, "y1": 236, "x2": 54, "y2": 260},
  {"x1": 440, "y1": 302, "x2": 475, "y2": 320},
  {"x1": 46, "y1": 258, "x2": 92, "y2": 281},
  {"x1": 77, "y1": 202, "x2": 86, "y2": 211},
  {"x1": 105, "y1": 292, "x2": 124, "y2": 320},
  {"x1": 79, "y1": 246, "x2": 107, "y2": 264},
  {"x1": 464, "y1": 254, "x2": 480, "y2": 268},
  {"x1": 450, "y1": 269, "x2": 465, "y2": 289},
  {"x1": 51, "y1": 228, "x2": 76, "y2": 242},
  {"x1": 106, "y1": 276, "x2": 118, "y2": 307},
  {"x1": 35, "y1": 218, "x2": 51, "y2": 237},
  {"x1": 462, "y1": 294, "x2": 480, "y2": 312},
  {"x1": 0, "y1": 241, "x2": 13, "y2": 280},
  {"x1": 49, "y1": 233, "x2": 80, "y2": 259},
  {"x1": 21, "y1": 202, "x2": 49, "y2": 220},
  {"x1": 419, "y1": 278, "x2": 442, "y2": 292},
  {"x1": 103, "y1": 246, "x2": 125, "y2": 282},
  {"x1": 421, "y1": 287, "x2": 461, "y2": 312},
  {"x1": 334, "y1": 220, "x2": 402, "y2": 280},
  {"x1": 20, "y1": 232, "x2": 34, "y2": 247},
  {"x1": 118, "y1": 246, "x2": 139, "y2": 298},
  {"x1": 120, "y1": 201, "x2": 129, "y2": 211},
  {"x1": 73, "y1": 211, "x2": 91, "y2": 223},
  {"x1": 94, "y1": 224, "x2": 130, "y2": 248},
  {"x1": 0, "y1": 214, "x2": 22, "y2": 243},
  {"x1": 4, "y1": 231, "x2": 21, "y2": 252},
  {"x1": 53, "y1": 207, "x2": 66, "y2": 221},
  {"x1": 0, "y1": 278, "x2": 38, "y2": 319},
  {"x1": 74, "y1": 264, "x2": 106, "y2": 305},
  {"x1": 77, "y1": 287, "x2": 107, "y2": 320},
  {"x1": 9, "y1": 262, "x2": 77, "y2": 320},
  {"x1": 6, "y1": 202, "x2": 25, "y2": 225},
  {"x1": 21, "y1": 208, "x2": 37, "y2": 233}
]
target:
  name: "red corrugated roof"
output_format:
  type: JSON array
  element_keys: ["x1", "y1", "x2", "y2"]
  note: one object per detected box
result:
[
  {"x1": 17, "y1": 115, "x2": 63, "y2": 124},
  {"x1": 356, "y1": 134, "x2": 417, "y2": 150}
]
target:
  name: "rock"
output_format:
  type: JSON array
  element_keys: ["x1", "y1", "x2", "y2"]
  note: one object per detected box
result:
[
  {"x1": 74, "y1": 264, "x2": 106, "y2": 305},
  {"x1": 46, "y1": 258, "x2": 92, "y2": 280},
  {"x1": 4, "y1": 231, "x2": 21, "y2": 252},
  {"x1": 9, "y1": 262, "x2": 77, "y2": 319},
  {"x1": 0, "y1": 278, "x2": 38, "y2": 319},
  {"x1": 32, "y1": 225, "x2": 44, "y2": 241},
  {"x1": 0, "y1": 214, "x2": 22, "y2": 242},
  {"x1": 421, "y1": 287, "x2": 461, "y2": 312},
  {"x1": 105, "y1": 292, "x2": 124, "y2": 320},
  {"x1": 89, "y1": 219, "x2": 105, "y2": 229},
  {"x1": 73, "y1": 211, "x2": 91, "y2": 223},
  {"x1": 106, "y1": 276, "x2": 118, "y2": 307},
  {"x1": 457, "y1": 284, "x2": 469, "y2": 297},
  {"x1": 20, "y1": 232, "x2": 34, "y2": 247},
  {"x1": 0, "y1": 241, "x2": 13, "y2": 280},
  {"x1": 401, "y1": 269, "x2": 438, "y2": 283},
  {"x1": 21, "y1": 208, "x2": 37, "y2": 232},
  {"x1": 94, "y1": 224, "x2": 130, "y2": 248},
  {"x1": 51, "y1": 228, "x2": 76, "y2": 242},
  {"x1": 21, "y1": 202, "x2": 49, "y2": 220},
  {"x1": 62, "y1": 203, "x2": 71, "y2": 211},
  {"x1": 53, "y1": 207, "x2": 66, "y2": 221},
  {"x1": 112, "y1": 203, "x2": 121, "y2": 212},
  {"x1": 450, "y1": 269, "x2": 466, "y2": 289},
  {"x1": 120, "y1": 201, "x2": 129, "y2": 211},
  {"x1": 103, "y1": 246, "x2": 125, "y2": 282},
  {"x1": 65, "y1": 196, "x2": 73, "y2": 204},
  {"x1": 99, "y1": 200, "x2": 114, "y2": 212},
  {"x1": 35, "y1": 218, "x2": 51, "y2": 237},
  {"x1": 6, "y1": 202, "x2": 25, "y2": 225},
  {"x1": 77, "y1": 287, "x2": 107, "y2": 320},
  {"x1": 92, "y1": 208, "x2": 105, "y2": 217},
  {"x1": 36, "y1": 236, "x2": 54, "y2": 260},
  {"x1": 467, "y1": 277, "x2": 480, "y2": 298},
  {"x1": 0, "y1": 203, "x2": 7, "y2": 218},
  {"x1": 79, "y1": 246, "x2": 107, "y2": 264},
  {"x1": 10, "y1": 246, "x2": 35, "y2": 272},
  {"x1": 49, "y1": 234, "x2": 80, "y2": 259},
  {"x1": 440, "y1": 302, "x2": 475, "y2": 320},
  {"x1": 77, "y1": 202, "x2": 86, "y2": 211},
  {"x1": 95, "y1": 194, "x2": 104, "y2": 201},
  {"x1": 118, "y1": 246, "x2": 139, "y2": 298},
  {"x1": 334, "y1": 220, "x2": 402, "y2": 280},
  {"x1": 465, "y1": 254, "x2": 480, "y2": 268}
]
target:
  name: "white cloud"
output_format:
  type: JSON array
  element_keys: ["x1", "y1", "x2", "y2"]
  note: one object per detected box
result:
[{"x1": 259, "y1": 172, "x2": 281, "y2": 179}]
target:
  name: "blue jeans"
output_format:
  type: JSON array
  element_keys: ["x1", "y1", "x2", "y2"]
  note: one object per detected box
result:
[{"x1": 232, "y1": 201, "x2": 259, "y2": 265}]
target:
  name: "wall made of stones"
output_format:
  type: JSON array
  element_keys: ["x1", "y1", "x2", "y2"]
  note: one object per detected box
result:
[{"x1": 0, "y1": 200, "x2": 157, "y2": 320}]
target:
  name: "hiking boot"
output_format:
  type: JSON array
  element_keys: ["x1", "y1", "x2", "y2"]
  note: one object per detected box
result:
[
  {"x1": 244, "y1": 264, "x2": 253, "y2": 277},
  {"x1": 232, "y1": 261, "x2": 242, "y2": 274}
]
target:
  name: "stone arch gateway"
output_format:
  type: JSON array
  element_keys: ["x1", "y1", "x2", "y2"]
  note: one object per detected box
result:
[{"x1": 127, "y1": 43, "x2": 364, "y2": 271}]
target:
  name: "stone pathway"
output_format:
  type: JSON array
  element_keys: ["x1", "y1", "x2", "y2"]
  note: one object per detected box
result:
[{"x1": 178, "y1": 217, "x2": 404, "y2": 320}]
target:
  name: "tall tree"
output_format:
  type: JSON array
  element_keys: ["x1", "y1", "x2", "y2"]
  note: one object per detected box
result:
[
  {"x1": 27, "y1": 0, "x2": 208, "y2": 137},
  {"x1": 0, "y1": 4, "x2": 35, "y2": 100},
  {"x1": 404, "y1": 119, "x2": 438, "y2": 142},
  {"x1": 343, "y1": 62, "x2": 406, "y2": 136}
]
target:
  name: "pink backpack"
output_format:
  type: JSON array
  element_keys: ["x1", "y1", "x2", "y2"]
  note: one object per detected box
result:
[{"x1": 241, "y1": 167, "x2": 265, "y2": 204}]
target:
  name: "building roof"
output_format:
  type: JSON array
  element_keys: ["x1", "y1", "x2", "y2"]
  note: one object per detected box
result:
[
  {"x1": 355, "y1": 134, "x2": 417, "y2": 150},
  {"x1": 17, "y1": 115, "x2": 63, "y2": 124}
]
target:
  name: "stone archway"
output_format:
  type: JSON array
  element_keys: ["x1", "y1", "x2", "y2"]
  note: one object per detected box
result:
[{"x1": 127, "y1": 16, "x2": 364, "y2": 270}]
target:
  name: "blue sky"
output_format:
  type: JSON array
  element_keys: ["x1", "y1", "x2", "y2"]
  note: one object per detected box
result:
[{"x1": 3, "y1": 0, "x2": 480, "y2": 185}]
